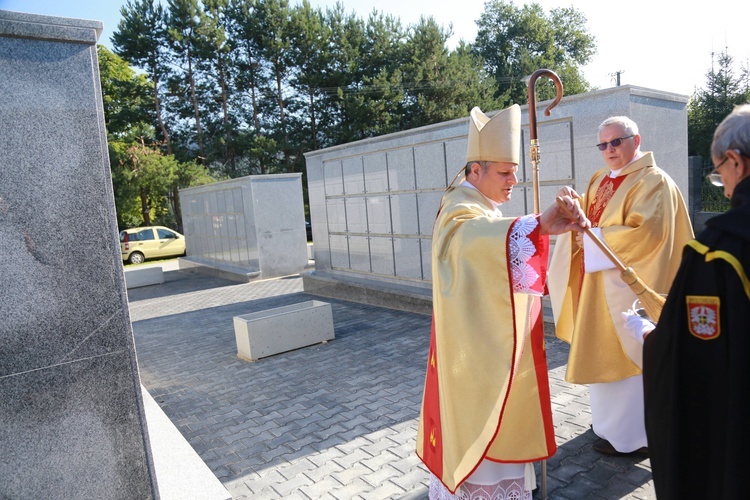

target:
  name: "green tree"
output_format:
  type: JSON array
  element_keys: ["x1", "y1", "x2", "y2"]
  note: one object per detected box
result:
[
  {"x1": 200, "y1": 0, "x2": 238, "y2": 174},
  {"x1": 288, "y1": 0, "x2": 331, "y2": 151},
  {"x1": 97, "y1": 45, "x2": 154, "y2": 139},
  {"x1": 316, "y1": 4, "x2": 365, "y2": 145},
  {"x1": 112, "y1": 0, "x2": 173, "y2": 153},
  {"x1": 688, "y1": 50, "x2": 750, "y2": 160},
  {"x1": 255, "y1": 0, "x2": 296, "y2": 168},
  {"x1": 166, "y1": 0, "x2": 206, "y2": 158},
  {"x1": 226, "y1": 0, "x2": 273, "y2": 174},
  {"x1": 109, "y1": 139, "x2": 216, "y2": 230},
  {"x1": 329, "y1": 9, "x2": 407, "y2": 142},
  {"x1": 473, "y1": 1, "x2": 594, "y2": 105},
  {"x1": 400, "y1": 18, "x2": 500, "y2": 128},
  {"x1": 98, "y1": 45, "x2": 157, "y2": 229},
  {"x1": 108, "y1": 140, "x2": 144, "y2": 229},
  {"x1": 688, "y1": 49, "x2": 750, "y2": 212},
  {"x1": 99, "y1": 45, "x2": 216, "y2": 230},
  {"x1": 124, "y1": 142, "x2": 179, "y2": 227},
  {"x1": 105, "y1": 0, "x2": 601, "y2": 201}
]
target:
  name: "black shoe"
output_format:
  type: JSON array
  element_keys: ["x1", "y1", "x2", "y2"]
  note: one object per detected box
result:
[{"x1": 593, "y1": 439, "x2": 649, "y2": 458}]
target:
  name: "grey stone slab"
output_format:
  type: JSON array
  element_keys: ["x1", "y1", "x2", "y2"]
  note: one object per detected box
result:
[
  {"x1": 414, "y1": 142, "x2": 449, "y2": 189},
  {"x1": 0, "y1": 355, "x2": 153, "y2": 498},
  {"x1": 0, "y1": 10, "x2": 156, "y2": 499},
  {"x1": 0, "y1": 10, "x2": 101, "y2": 44}
]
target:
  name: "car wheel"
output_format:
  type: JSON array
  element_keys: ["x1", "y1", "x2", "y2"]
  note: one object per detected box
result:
[{"x1": 128, "y1": 252, "x2": 145, "y2": 265}]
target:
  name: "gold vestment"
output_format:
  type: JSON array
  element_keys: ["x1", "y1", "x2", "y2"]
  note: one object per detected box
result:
[
  {"x1": 548, "y1": 152, "x2": 694, "y2": 383},
  {"x1": 416, "y1": 186, "x2": 556, "y2": 492}
]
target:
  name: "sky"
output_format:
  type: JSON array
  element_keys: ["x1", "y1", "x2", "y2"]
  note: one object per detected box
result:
[{"x1": 1, "y1": 0, "x2": 748, "y2": 97}]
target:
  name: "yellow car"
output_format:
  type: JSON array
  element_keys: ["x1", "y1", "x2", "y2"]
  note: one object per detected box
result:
[{"x1": 120, "y1": 226, "x2": 186, "y2": 265}]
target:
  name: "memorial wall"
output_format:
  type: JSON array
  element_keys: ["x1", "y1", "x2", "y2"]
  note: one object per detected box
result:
[{"x1": 303, "y1": 85, "x2": 689, "y2": 312}]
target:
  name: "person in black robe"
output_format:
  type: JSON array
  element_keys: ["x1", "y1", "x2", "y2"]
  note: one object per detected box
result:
[{"x1": 642, "y1": 104, "x2": 750, "y2": 499}]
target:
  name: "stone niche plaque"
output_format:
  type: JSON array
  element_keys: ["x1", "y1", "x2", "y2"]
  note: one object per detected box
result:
[{"x1": 0, "y1": 10, "x2": 157, "y2": 499}]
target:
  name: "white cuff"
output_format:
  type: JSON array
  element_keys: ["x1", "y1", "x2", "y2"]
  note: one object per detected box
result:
[{"x1": 583, "y1": 228, "x2": 616, "y2": 274}]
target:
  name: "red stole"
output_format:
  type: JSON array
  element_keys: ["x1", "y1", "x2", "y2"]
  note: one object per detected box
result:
[
  {"x1": 589, "y1": 174, "x2": 628, "y2": 226},
  {"x1": 578, "y1": 174, "x2": 628, "y2": 291}
]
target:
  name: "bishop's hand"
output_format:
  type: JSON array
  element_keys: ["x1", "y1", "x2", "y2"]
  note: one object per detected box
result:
[{"x1": 538, "y1": 195, "x2": 590, "y2": 235}]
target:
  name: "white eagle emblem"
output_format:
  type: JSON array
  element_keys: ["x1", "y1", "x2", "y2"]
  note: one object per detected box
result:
[{"x1": 686, "y1": 295, "x2": 720, "y2": 340}]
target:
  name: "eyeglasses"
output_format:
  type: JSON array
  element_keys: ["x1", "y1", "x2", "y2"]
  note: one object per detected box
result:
[
  {"x1": 596, "y1": 135, "x2": 634, "y2": 151},
  {"x1": 706, "y1": 149, "x2": 750, "y2": 187},
  {"x1": 706, "y1": 156, "x2": 730, "y2": 187}
]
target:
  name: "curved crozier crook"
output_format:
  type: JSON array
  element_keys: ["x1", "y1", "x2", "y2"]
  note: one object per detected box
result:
[{"x1": 527, "y1": 69, "x2": 564, "y2": 140}]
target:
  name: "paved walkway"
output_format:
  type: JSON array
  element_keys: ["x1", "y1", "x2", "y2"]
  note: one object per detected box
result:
[{"x1": 127, "y1": 266, "x2": 655, "y2": 499}]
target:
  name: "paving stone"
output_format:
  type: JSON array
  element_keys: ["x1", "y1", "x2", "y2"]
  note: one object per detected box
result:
[
  {"x1": 336, "y1": 424, "x2": 373, "y2": 443},
  {"x1": 390, "y1": 464, "x2": 429, "y2": 489},
  {"x1": 388, "y1": 456, "x2": 427, "y2": 476},
  {"x1": 330, "y1": 463, "x2": 373, "y2": 486},
  {"x1": 360, "y1": 437, "x2": 401, "y2": 458},
  {"x1": 269, "y1": 470, "x2": 314, "y2": 497},
  {"x1": 283, "y1": 432, "x2": 321, "y2": 453},
  {"x1": 229, "y1": 439, "x2": 270, "y2": 460},
  {"x1": 302, "y1": 459, "x2": 345, "y2": 482},
  {"x1": 131, "y1": 270, "x2": 656, "y2": 500},
  {"x1": 359, "y1": 479, "x2": 406, "y2": 499},
  {"x1": 328, "y1": 477, "x2": 372, "y2": 499},
  {"x1": 359, "y1": 463, "x2": 402, "y2": 487},
  {"x1": 276, "y1": 458, "x2": 317, "y2": 481},
  {"x1": 243, "y1": 468, "x2": 288, "y2": 494},
  {"x1": 332, "y1": 448, "x2": 375, "y2": 470},
  {"x1": 359, "y1": 449, "x2": 400, "y2": 471},
  {"x1": 259, "y1": 443, "x2": 294, "y2": 463},
  {"x1": 306, "y1": 447, "x2": 347, "y2": 467},
  {"x1": 313, "y1": 422, "x2": 351, "y2": 441}
]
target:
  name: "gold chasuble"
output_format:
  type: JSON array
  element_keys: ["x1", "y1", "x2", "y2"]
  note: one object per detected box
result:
[
  {"x1": 548, "y1": 152, "x2": 694, "y2": 383},
  {"x1": 416, "y1": 186, "x2": 556, "y2": 493}
]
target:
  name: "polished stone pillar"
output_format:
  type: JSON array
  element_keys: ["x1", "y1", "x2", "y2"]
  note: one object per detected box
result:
[{"x1": 0, "y1": 10, "x2": 157, "y2": 498}]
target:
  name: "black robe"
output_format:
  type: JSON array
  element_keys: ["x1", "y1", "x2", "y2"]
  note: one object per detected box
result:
[{"x1": 643, "y1": 176, "x2": 750, "y2": 499}]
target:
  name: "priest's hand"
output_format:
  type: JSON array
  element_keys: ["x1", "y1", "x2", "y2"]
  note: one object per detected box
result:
[
  {"x1": 539, "y1": 195, "x2": 590, "y2": 235},
  {"x1": 557, "y1": 185, "x2": 582, "y2": 200}
]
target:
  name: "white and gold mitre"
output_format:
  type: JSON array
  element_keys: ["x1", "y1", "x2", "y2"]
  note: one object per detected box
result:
[{"x1": 466, "y1": 105, "x2": 521, "y2": 164}]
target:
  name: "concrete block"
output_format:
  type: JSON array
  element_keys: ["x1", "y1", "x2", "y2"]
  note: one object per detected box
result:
[
  {"x1": 142, "y1": 387, "x2": 231, "y2": 500},
  {"x1": 233, "y1": 300, "x2": 334, "y2": 361},
  {"x1": 125, "y1": 267, "x2": 164, "y2": 289}
]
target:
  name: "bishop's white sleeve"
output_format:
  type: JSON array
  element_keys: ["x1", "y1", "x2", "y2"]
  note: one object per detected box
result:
[{"x1": 509, "y1": 215, "x2": 547, "y2": 296}]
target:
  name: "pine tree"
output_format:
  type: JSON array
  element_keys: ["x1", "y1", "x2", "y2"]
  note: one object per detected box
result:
[
  {"x1": 112, "y1": 0, "x2": 173, "y2": 153},
  {"x1": 688, "y1": 49, "x2": 750, "y2": 212}
]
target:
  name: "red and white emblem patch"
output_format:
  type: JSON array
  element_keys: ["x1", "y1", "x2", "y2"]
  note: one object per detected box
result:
[{"x1": 686, "y1": 295, "x2": 720, "y2": 340}]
